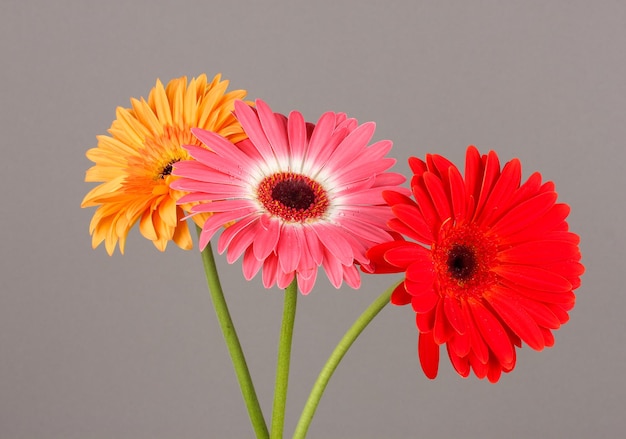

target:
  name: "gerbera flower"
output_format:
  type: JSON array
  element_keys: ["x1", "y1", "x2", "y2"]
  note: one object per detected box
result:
[
  {"x1": 81, "y1": 74, "x2": 247, "y2": 255},
  {"x1": 171, "y1": 99, "x2": 408, "y2": 294},
  {"x1": 367, "y1": 146, "x2": 584, "y2": 382}
]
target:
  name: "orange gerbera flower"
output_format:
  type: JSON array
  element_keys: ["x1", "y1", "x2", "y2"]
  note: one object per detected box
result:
[{"x1": 81, "y1": 74, "x2": 247, "y2": 254}]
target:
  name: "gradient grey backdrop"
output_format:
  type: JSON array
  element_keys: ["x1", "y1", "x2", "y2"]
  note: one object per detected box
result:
[{"x1": 1, "y1": 1, "x2": 622, "y2": 438}]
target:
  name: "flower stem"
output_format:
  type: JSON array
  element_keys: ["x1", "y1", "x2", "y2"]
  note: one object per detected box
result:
[
  {"x1": 292, "y1": 281, "x2": 400, "y2": 439},
  {"x1": 270, "y1": 278, "x2": 298, "y2": 439},
  {"x1": 198, "y1": 230, "x2": 269, "y2": 439}
]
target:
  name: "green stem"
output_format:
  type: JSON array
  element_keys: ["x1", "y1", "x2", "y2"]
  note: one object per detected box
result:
[
  {"x1": 292, "y1": 281, "x2": 400, "y2": 439},
  {"x1": 270, "y1": 278, "x2": 298, "y2": 439},
  {"x1": 197, "y1": 230, "x2": 269, "y2": 439}
]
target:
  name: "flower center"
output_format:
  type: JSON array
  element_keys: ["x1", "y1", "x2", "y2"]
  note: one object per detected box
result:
[
  {"x1": 157, "y1": 159, "x2": 178, "y2": 179},
  {"x1": 433, "y1": 223, "x2": 497, "y2": 299},
  {"x1": 447, "y1": 244, "x2": 477, "y2": 281},
  {"x1": 257, "y1": 172, "x2": 329, "y2": 222},
  {"x1": 122, "y1": 125, "x2": 196, "y2": 192}
]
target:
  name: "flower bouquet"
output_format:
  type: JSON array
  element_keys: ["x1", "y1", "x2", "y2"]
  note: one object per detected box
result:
[{"x1": 81, "y1": 74, "x2": 584, "y2": 438}]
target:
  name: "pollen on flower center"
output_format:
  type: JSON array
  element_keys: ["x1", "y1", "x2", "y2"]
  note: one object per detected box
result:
[
  {"x1": 257, "y1": 172, "x2": 329, "y2": 222},
  {"x1": 433, "y1": 224, "x2": 497, "y2": 299}
]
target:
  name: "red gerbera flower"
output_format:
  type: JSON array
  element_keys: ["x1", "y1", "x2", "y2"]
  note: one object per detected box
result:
[{"x1": 367, "y1": 146, "x2": 584, "y2": 382}]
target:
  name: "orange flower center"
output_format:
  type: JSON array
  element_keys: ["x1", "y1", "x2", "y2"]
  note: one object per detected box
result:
[
  {"x1": 257, "y1": 172, "x2": 329, "y2": 222},
  {"x1": 432, "y1": 223, "x2": 497, "y2": 299}
]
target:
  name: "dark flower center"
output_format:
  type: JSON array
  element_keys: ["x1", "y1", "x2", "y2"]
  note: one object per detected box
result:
[
  {"x1": 432, "y1": 223, "x2": 497, "y2": 299},
  {"x1": 271, "y1": 179, "x2": 316, "y2": 210},
  {"x1": 257, "y1": 172, "x2": 329, "y2": 222},
  {"x1": 447, "y1": 245, "x2": 477, "y2": 281},
  {"x1": 158, "y1": 159, "x2": 179, "y2": 179}
]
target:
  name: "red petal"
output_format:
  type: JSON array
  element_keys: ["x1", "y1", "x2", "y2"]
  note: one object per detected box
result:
[
  {"x1": 418, "y1": 332, "x2": 439, "y2": 379},
  {"x1": 473, "y1": 150, "x2": 501, "y2": 221},
  {"x1": 433, "y1": 300, "x2": 454, "y2": 344},
  {"x1": 479, "y1": 158, "x2": 522, "y2": 226},
  {"x1": 388, "y1": 218, "x2": 432, "y2": 244},
  {"x1": 416, "y1": 311, "x2": 435, "y2": 333},
  {"x1": 382, "y1": 189, "x2": 415, "y2": 207},
  {"x1": 411, "y1": 177, "x2": 440, "y2": 233},
  {"x1": 443, "y1": 295, "x2": 467, "y2": 335},
  {"x1": 498, "y1": 240, "x2": 581, "y2": 265},
  {"x1": 490, "y1": 192, "x2": 558, "y2": 237},
  {"x1": 390, "y1": 282, "x2": 412, "y2": 305},
  {"x1": 487, "y1": 358, "x2": 503, "y2": 383},
  {"x1": 464, "y1": 301, "x2": 489, "y2": 364},
  {"x1": 366, "y1": 241, "x2": 408, "y2": 273},
  {"x1": 405, "y1": 258, "x2": 435, "y2": 282},
  {"x1": 390, "y1": 204, "x2": 434, "y2": 243},
  {"x1": 410, "y1": 287, "x2": 439, "y2": 313},
  {"x1": 464, "y1": 146, "x2": 484, "y2": 203},
  {"x1": 449, "y1": 330, "x2": 471, "y2": 357},
  {"x1": 468, "y1": 299, "x2": 515, "y2": 368},
  {"x1": 423, "y1": 172, "x2": 452, "y2": 223},
  {"x1": 495, "y1": 264, "x2": 572, "y2": 292},
  {"x1": 428, "y1": 154, "x2": 456, "y2": 180},
  {"x1": 469, "y1": 352, "x2": 488, "y2": 378},
  {"x1": 446, "y1": 344, "x2": 470, "y2": 378},
  {"x1": 485, "y1": 290, "x2": 545, "y2": 351},
  {"x1": 541, "y1": 327, "x2": 555, "y2": 347},
  {"x1": 385, "y1": 242, "x2": 430, "y2": 268},
  {"x1": 408, "y1": 157, "x2": 428, "y2": 176},
  {"x1": 448, "y1": 165, "x2": 467, "y2": 223},
  {"x1": 502, "y1": 203, "x2": 571, "y2": 244}
]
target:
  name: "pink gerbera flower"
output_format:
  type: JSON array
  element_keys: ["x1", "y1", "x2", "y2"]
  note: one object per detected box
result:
[{"x1": 171, "y1": 99, "x2": 407, "y2": 294}]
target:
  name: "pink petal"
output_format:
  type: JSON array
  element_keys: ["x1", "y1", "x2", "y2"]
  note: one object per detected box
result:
[
  {"x1": 233, "y1": 100, "x2": 275, "y2": 162},
  {"x1": 342, "y1": 264, "x2": 361, "y2": 289},
  {"x1": 303, "y1": 111, "x2": 337, "y2": 171},
  {"x1": 287, "y1": 110, "x2": 307, "y2": 162},
  {"x1": 253, "y1": 216, "x2": 281, "y2": 260},
  {"x1": 325, "y1": 122, "x2": 376, "y2": 171},
  {"x1": 276, "y1": 224, "x2": 302, "y2": 274},
  {"x1": 256, "y1": 99, "x2": 289, "y2": 159},
  {"x1": 218, "y1": 213, "x2": 259, "y2": 254},
  {"x1": 303, "y1": 225, "x2": 324, "y2": 265},
  {"x1": 322, "y1": 249, "x2": 344, "y2": 288},
  {"x1": 189, "y1": 130, "x2": 258, "y2": 173},
  {"x1": 311, "y1": 222, "x2": 354, "y2": 266},
  {"x1": 297, "y1": 269, "x2": 318, "y2": 295},
  {"x1": 242, "y1": 246, "x2": 263, "y2": 280},
  {"x1": 172, "y1": 160, "x2": 247, "y2": 186},
  {"x1": 262, "y1": 254, "x2": 279, "y2": 289},
  {"x1": 336, "y1": 216, "x2": 391, "y2": 243}
]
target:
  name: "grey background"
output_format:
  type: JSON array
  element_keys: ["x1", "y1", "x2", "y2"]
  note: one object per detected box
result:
[{"x1": 0, "y1": 0, "x2": 622, "y2": 438}]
